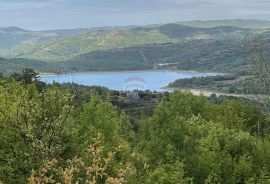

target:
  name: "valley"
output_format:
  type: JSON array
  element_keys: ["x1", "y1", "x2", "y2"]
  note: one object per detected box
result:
[
  {"x1": 2, "y1": 1, "x2": 270, "y2": 181},
  {"x1": 1, "y1": 19, "x2": 270, "y2": 98},
  {"x1": 0, "y1": 19, "x2": 270, "y2": 76}
]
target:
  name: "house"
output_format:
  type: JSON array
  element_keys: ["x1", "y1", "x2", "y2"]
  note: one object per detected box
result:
[
  {"x1": 126, "y1": 92, "x2": 140, "y2": 101},
  {"x1": 119, "y1": 91, "x2": 140, "y2": 101}
]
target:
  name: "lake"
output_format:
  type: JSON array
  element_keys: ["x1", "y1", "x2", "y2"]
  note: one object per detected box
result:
[{"x1": 40, "y1": 70, "x2": 212, "y2": 91}]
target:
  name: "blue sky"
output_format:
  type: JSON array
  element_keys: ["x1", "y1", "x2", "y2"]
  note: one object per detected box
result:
[{"x1": 0, "y1": 0, "x2": 270, "y2": 30}]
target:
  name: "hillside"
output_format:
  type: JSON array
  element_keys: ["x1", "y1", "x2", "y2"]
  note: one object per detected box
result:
[
  {"x1": 0, "y1": 27, "x2": 53, "y2": 50},
  {"x1": 0, "y1": 28, "x2": 174, "y2": 61},
  {"x1": 0, "y1": 37, "x2": 254, "y2": 75},
  {"x1": 0, "y1": 19, "x2": 270, "y2": 74},
  {"x1": 0, "y1": 19, "x2": 269, "y2": 62},
  {"x1": 62, "y1": 39, "x2": 247, "y2": 73},
  {"x1": 0, "y1": 27, "x2": 96, "y2": 52},
  {"x1": 0, "y1": 57, "x2": 57, "y2": 75}
]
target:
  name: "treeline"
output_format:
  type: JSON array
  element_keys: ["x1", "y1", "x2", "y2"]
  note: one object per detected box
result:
[
  {"x1": 0, "y1": 57, "x2": 59, "y2": 76},
  {"x1": 169, "y1": 75, "x2": 239, "y2": 93},
  {"x1": 169, "y1": 75, "x2": 263, "y2": 94},
  {"x1": 1, "y1": 70, "x2": 270, "y2": 183}
]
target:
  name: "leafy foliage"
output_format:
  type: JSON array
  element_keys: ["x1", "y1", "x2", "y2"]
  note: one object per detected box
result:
[
  {"x1": 0, "y1": 79, "x2": 73, "y2": 183},
  {"x1": 1, "y1": 72, "x2": 270, "y2": 183},
  {"x1": 29, "y1": 135, "x2": 132, "y2": 184},
  {"x1": 139, "y1": 92, "x2": 270, "y2": 183}
]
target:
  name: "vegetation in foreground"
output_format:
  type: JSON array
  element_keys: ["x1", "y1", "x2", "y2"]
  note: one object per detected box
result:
[{"x1": 1, "y1": 70, "x2": 270, "y2": 183}]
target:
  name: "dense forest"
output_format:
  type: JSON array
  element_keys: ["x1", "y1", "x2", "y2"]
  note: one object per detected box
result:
[{"x1": 1, "y1": 69, "x2": 270, "y2": 183}]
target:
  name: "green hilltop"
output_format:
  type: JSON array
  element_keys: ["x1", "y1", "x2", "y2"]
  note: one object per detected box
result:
[{"x1": 0, "y1": 19, "x2": 270, "y2": 74}]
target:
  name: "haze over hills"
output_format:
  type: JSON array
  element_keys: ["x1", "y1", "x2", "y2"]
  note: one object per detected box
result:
[
  {"x1": 0, "y1": 19, "x2": 270, "y2": 75},
  {"x1": 177, "y1": 19, "x2": 270, "y2": 29},
  {"x1": 0, "y1": 26, "x2": 98, "y2": 51}
]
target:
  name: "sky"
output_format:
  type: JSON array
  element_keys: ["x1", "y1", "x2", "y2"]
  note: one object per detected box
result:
[{"x1": 0, "y1": 0, "x2": 270, "y2": 30}]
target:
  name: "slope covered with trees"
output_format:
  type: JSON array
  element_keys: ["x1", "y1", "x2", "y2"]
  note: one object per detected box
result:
[
  {"x1": 1, "y1": 70, "x2": 270, "y2": 183},
  {"x1": 0, "y1": 20, "x2": 267, "y2": 62},
  {"x1": 0, "y1": 20, "x2": 270, "y2": 75}
]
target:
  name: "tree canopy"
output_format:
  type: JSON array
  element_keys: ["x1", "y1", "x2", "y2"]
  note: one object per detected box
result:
[{"x1": 1, "y1": 73, "x2": 270, "y2": 183}]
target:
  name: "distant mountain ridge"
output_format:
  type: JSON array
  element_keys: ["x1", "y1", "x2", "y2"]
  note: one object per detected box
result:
[
  {"x1": 0, "y1": 26, "x2": 93, "y2": 51},
  {"x1": 1, "y1": 19, "x2": 269, "y2": 61},
  {"x1": 0, "y1": 26, "x2": 28, "y2": 32},
  {"x1": 177, "y1": 19, "x2": 270, "y2": 29},
  {"x1": 1, "y1": 19, "x2": 270, "y2": 75}
]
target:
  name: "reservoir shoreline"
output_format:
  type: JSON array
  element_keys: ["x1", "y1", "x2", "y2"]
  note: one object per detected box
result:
[
  {"x1": 40, "y1": 70, "x2": 214, "y2": 92},
  {"x1": 39, "y1": 69, "x2": 222, "y2": 77}
]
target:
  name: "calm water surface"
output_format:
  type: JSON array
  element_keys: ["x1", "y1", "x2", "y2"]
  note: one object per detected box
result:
[{"x1": 40, "y1": 70, "x2": 212, "y2": 91}]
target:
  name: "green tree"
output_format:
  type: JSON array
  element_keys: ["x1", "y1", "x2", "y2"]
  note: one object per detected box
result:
[
  {"x1": 146, "y1": 161, "x2": 193, "y2": 184},
  {"x1": 11, "y1": 68, "x2": 40, "y2": 85},
  {"x1": 29, "y1": 135, "x2": 133, "y2": 184},
  {"x1": 139, "y1": 92, "x2": 270, "y2": 183},
  {"x1": 0, "y1": 80, "x2": 73, "y2": 183}
]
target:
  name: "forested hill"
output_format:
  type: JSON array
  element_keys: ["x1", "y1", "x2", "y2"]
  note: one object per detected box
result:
[
  {"x1": 67, "y1": 39, "x2": 247, "y2": 73},
  {"x1": 1, "y1": 19, "x2": 270, "y2": 61},
  {"x1": 0, "y1": 26, "x2": 97, "y2": 51},
  {"x1": 0, "y1": 57, "x2": 57, "y2": 75},
  {"x1": 1, "y1": 19, "x2": 270, "y2": 74}
]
